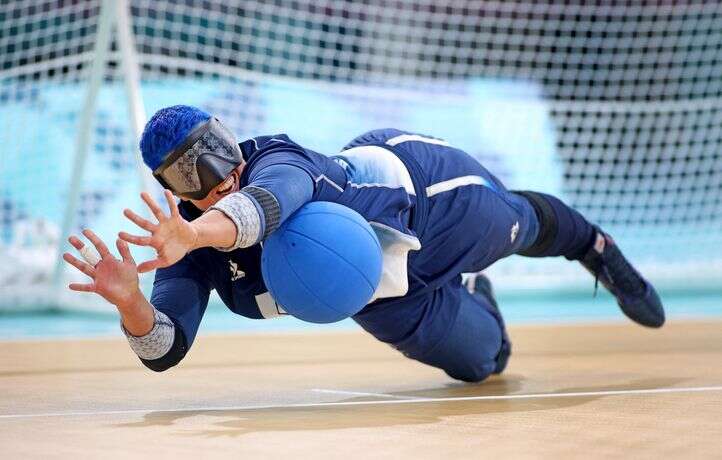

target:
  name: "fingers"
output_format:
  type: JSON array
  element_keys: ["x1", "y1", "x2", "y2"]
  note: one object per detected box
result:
[
  {"x1": 118, "y1": 231, "x2": 153, "y2": 247},
  {"x1": 164, "y1": 190, "x2": 180, "y2": 218},
  {"x1": 68, "y1": 235, "x2": 85, "y2": 251},
  {"x1": 68, "y1": 282, "x2": 96, "y2": 293},
  {"x1": 116, "y1": 238, "x2": 135, "y2": 264},
  {"x1": 141, "y1": 192, "x2": 167, "y2": 222},
  {"x1": 124, "y1": 208, "x2": 157, "y2": 232},
  {"x1": 68, "y1": 234, "x2": 101, "y2": 265},
  {"x1": 82, "y1": 229, "x2": 112, "y2": 260},
  {"x1": 62, "y1": 252, "x2": 96, "y2": 278},
  {"x1": 137, "y1": 258, "x2": 165, "y2": 273},
  {"x1": 65, "y1": 236, "x2": 97, "y2": 290}
]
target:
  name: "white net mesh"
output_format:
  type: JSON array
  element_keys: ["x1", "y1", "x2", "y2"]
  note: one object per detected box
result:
[{"x1": 1, "y1": 1, "x2": 721, "y2": 311}]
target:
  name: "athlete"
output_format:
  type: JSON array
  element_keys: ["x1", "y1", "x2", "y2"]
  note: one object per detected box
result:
[{"x1": 63, "y1": 105, "x2": 665, "y2": 382}]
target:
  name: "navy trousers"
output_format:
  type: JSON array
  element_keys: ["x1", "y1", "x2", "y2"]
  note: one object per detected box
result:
[
  {"x1": 353, "y1": 145, "x2": 594, "y2": 382},
  {"x1": 354, "y1": 275, "x2": 508, "y2": 382}
]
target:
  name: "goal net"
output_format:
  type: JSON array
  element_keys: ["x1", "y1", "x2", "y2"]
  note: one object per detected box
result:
[{"x1": 2, "y1": 1, "x2": 721, "y2": 311}]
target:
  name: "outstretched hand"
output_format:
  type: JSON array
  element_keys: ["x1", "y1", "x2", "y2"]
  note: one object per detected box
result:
[
  {"x1": 62, "y1": 229, "x2": 141, "y2": 308},
  {"x1": 119, "y1": 190, "x2": 198, "y2": 273}
]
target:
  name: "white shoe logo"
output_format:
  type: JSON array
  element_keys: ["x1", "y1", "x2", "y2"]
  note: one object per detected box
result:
[
  {"x1": 510, "y1": 221, "x2": 520, "y2": 243},
  {"x1": 229, "y1": 260, "x2": 245, "y2": 281}
]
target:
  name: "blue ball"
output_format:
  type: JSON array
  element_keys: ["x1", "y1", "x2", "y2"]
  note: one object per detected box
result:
[{"x1": 261, "y1": 202, "x2": 382, "y2": 323}]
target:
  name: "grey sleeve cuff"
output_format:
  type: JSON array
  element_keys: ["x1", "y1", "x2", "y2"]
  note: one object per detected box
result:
[
  {"x1": 207, "y1": 191, "x2": 263, "y2": 251},
  {"x1": 242, "y1": 186, "x2": 281, "y2": 239},
  {"x1": 122, "y1": 308, "x2": 175, "y2": 361}
]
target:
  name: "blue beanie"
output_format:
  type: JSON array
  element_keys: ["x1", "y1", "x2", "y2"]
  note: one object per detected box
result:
[{"x1": 139, "y1": 105, "x2": 211, "y2": 170}]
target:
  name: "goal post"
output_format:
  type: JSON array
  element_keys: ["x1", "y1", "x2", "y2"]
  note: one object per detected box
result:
[
  {"x1": 49, "y1": 0, "x2": 153, "y2": 301},
  {"x1": 51, "y1": 0, "x2": 114, "y2": 291},
  {"x1": 1, "y1": 0, "x2": 155, "y2": 312}
]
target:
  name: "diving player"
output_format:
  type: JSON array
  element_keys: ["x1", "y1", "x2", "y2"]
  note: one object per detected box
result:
[{"x1": 62, "y1": 105, "x2": 665, "y2": 382}]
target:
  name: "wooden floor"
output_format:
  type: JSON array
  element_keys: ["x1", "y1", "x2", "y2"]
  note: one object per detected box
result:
[{"x1": 1, "y1": 320, "x2": 721, "y2": 459}]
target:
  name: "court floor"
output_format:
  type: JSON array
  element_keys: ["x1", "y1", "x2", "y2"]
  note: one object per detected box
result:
[{"x1": 1, "y1": 320, "x2": 721, "y2": 458}]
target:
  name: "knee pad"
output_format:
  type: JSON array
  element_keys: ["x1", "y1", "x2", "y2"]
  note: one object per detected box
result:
[
  {"x1": 513, "y1": 190, "x2": 596, "y2": 260},
  {"x1": 513, "y1": 190, "x2": 559, "y2": 257}
]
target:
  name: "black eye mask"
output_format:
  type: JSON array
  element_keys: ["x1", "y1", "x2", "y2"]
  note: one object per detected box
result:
[{"x1": 152, "y1": 117, "x2": 242, "y2": 200}]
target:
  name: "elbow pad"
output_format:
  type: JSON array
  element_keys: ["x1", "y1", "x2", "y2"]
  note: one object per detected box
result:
[
  {"x1": 243, "y1": 186, "x2": 281, "y2": 238},
  {"x1": 121, "y1": 307, "x2": 176, "y2": 361},
  {"x1": 208, "y1": 186, "x2": 280, "y2": 251}
]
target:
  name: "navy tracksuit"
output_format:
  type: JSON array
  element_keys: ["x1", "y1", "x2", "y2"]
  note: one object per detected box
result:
[{"x1": 146, "y1": 128, "x2": 593, "y2": 382}]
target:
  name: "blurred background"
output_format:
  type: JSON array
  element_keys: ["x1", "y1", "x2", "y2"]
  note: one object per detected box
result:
[{"x1": 1, "y1": 0, "x2": 720, "y2": 339}]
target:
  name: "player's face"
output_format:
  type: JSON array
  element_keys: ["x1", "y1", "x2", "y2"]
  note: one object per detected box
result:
[{"x1": 184, "y1": 163, "x2": 244, "y2": 211}]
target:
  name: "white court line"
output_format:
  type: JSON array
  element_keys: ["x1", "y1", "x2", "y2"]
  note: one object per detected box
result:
[
  {"x1": 1, "y1": 385, "x2": 721, "y2": 421},
  {"x1": 311, "y1": 388, "x2": 426, "y2": 400}
]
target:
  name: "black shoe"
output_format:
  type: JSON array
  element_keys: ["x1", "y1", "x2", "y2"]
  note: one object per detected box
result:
[
  {"x1": 466, "y1": 273, "x2": 511, "y2": 374},
  {"x1": 580, "y1": 229, "x2": 665, "y2": 328}
]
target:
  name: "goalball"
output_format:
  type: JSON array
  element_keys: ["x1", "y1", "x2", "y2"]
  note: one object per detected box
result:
[{"x1": 261, "y1": 202, "x2": 383, "y2": 323}]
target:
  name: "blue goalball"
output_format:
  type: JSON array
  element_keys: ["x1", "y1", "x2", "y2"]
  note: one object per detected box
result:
[{"x1": 261, "y1": 201, "x2": 383, "y2": 323}]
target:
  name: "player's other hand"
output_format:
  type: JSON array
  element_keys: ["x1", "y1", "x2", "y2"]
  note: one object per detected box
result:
[
  {"x1": 62, "y1": 230, "x2": 141, "y2": 310},
  {"x1": 119, "y1": 190, "x2": 198, "y2": 273}
]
